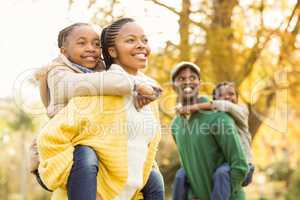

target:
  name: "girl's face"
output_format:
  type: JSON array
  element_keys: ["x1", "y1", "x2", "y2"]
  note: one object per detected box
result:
[
  {"x1": 61, "y1": 25, "x2": 101, "y2": 69},
  {"x1": 109, "y1": 22, "x2": 151, "y2": 75}
]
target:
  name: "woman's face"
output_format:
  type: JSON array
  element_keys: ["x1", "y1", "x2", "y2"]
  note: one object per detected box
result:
[
  {"x1": 61, "y1": 25, "x2": 101, "y2": 69},
  {"x1": 109, "y1": 22, "x2": 151, "y2": 75}
]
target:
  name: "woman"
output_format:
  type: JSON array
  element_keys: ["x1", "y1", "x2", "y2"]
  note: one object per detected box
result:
[
  {"x1": 37, "y1": 18, "x2": 164, "y2": 200},
  {"x1": 30, "y1": 22, "x2": 158, "y2": 199}
]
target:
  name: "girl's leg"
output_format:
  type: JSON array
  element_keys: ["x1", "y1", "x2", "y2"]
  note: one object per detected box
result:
[
  {"x1": 67, "y1": 145, "x2": 99, "y2": 200},
  {"x1": 211, "y1": 163, "x2": 231, "y2": 200},
  {"x1": 141, "y1": 169, "x2": 165, "y2": 200},
  {"x1": 172, "y1": 168, "x2": 188, "y2": 200}
]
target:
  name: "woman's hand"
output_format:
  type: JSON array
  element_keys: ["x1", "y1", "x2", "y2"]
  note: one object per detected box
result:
[
  {"x1": 134, "y1": 83, "x2": 155, "y2": 110},
  {"x1": 134, "y1": 83, "x2": 162, "y2": 110},
  {"x1": 134, "y1": 94, "x2": 156, "y2": 110},
  {"x1": 135, "y1": 83, "x2": 155, "y2": 97}
]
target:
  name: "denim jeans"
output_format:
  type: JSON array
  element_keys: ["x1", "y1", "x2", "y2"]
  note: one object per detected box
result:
[
  {"x1": 67, "y1": 145, "x2": 164, "y2": 200},
  {"x1": 142, "y1": 169, "x2": 165, "y2": 200},
  {"x1": 211, "y1": 163, "x2": 231, "y2": 200},
  {"x1": 172, "y1": 168, "x2": 188, "y2": 200},
  {"x1": 67, "y1": 145, "x2": 99, "y2": 200},
  {"x1": 173, "y1": 164, "x2": 254, "y2": 200},
  {"x1": 211, "y1": 163, "x2": 255, "y2": 200}
]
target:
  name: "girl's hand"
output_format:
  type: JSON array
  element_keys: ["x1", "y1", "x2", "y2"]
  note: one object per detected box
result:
[
  {"x1": 96, "y1": 194, "x2": 102, "y2": 200},
  {"x1": 29, "y1": 138, "x2": 39, "y2": 173}
]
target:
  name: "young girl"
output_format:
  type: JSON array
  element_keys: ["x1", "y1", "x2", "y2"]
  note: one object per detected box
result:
[
  {"x1": 31, "y1": 22, "x2": 161, "y2": 199},
  {"x1": 174, "y1": 81, "x2": 254, "y2": 200},
  {"x1": 36, "y1": 18, "x2": 164, "y2": 200}
]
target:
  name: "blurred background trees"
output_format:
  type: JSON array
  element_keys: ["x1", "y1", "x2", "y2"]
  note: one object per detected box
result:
[{"x1": 1, "y1": 0, "x2": 300, "y2": 199}]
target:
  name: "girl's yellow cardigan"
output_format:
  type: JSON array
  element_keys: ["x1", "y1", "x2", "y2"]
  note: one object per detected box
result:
[{"x1": 37, "y1": 95, "x2": 161, "y2": 200}]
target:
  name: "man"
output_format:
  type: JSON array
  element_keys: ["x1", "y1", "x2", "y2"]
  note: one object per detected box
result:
[{"x1": 170, "y1": 61, "x2": 248, "y2": 200}]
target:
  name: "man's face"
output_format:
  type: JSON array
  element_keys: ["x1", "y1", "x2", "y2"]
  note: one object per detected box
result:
[
  {"x1": 173, "y1": 67, "x2": 200, "y2": 103},
  {"x1": 215, "y1": 85, "x2": 237, "y2": 104}
]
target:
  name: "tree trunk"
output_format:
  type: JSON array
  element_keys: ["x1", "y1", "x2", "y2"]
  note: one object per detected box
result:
[
  {"x1": 248, "y1": 92, "x2": 275, "y2": 138},
  {"x1": 179, "y1": 0, "x2": 191, "y2": 60},
  {"x1": 207, "y1": 0, "x2": 237, "y2": 81}
]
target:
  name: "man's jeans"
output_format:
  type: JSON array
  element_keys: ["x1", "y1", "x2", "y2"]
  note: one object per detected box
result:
[
  {"x1": 172, "y1": 168, "x2": 188, "y2": 200},
  {"x1": 211, "y1": 163, "x2": 255, "y2": 200},
  {"x1": 172, "y1": 164, "x2": 254, "y2": 200},
  {"x1": 67, "y1": 145, "x2": 165, "y2": 200},
  {"x1": 211, "y1": 163, "x2": 231, "y2": 200},
  {"x1": 142, "y1": 169, "x2": 165, "y2": 200}
]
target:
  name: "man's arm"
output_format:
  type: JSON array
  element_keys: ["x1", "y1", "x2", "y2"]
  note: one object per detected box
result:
[
  {"x1": 212, "y1": 100, "x2": 249, "y2": 127},
  {"x1": 212, "y1": 113, "x2": 248, "y2": 193},
  {"x1": 171, "y1": 117, "x2": 180, "y2": 144}
]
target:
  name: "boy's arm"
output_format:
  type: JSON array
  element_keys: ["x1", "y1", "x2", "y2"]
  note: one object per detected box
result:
[
  {"x1": 47, "y1": 67, "x2": 134, "y2": 102},
  {"x1": 176, "y1": 102, "x2": 213, "y2": 115},
  {"x1": 212, "y1": 100, "x2": 249, "y2": 126},
  {"x1": 212, "y1": 114, "x2": 248, "y2": 194},
  {"x1": 194, "y1": 102, "x2": 213, "y2": 110}
]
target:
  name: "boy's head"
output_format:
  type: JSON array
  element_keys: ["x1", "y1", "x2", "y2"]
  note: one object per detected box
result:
[
  {"x1": 58, "y1": 23, "x2": 101, "y2": 69},
  {"x1": 212, "y1": 81, "x2": 238, "y2": 104},
  {"x1": 171, "y1": 62, "x2": 201, "y2": 103}
]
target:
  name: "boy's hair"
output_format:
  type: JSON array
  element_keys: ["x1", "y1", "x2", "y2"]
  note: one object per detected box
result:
[
  {"x1": 57, "y1": 22, "x2": 90, "y2": 48},
  {"x1": 100, "y1": 18, "x2": 135, "y2": 69},
  {"x1": 212, "y1": 81, "x2": 238, "y2": 100}
]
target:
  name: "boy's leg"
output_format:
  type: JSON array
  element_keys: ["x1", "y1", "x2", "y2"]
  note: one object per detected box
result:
[
  {"x1": 141, "y1": 169, "x2": 165, "y2": 200},
  {"x1": 67, "y1": 145, "x2": 99, "y2": 200},
  {"x1": 211, "y1": 163, "x2": 231, "y2": 200},
  {"x1": 172, "y1": 168, "x2": 188, "y2": 200},
  {"x1": 242, "y1": 163, "x2": 255, "y2": 187}
]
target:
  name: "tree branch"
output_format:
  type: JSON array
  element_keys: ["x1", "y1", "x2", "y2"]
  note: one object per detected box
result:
[
  {"x1": 236, "y1": 0, "x2": 300, "y2": 86},
  {"x1": 189, "y1": 18, "x2": 207, "y2": 31},
  {"x1": 237, "y1": 18, "x2": 288, "y2": 86},
  {"x1": 148, "y1": 0, "x2": 180, "y2": 15},
  {"x1": 284, "y1": 0, "x2": 300, "y2": 33},
  {"x1": 278, "y1": 1, "x2": 300, "y2": 64}
]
